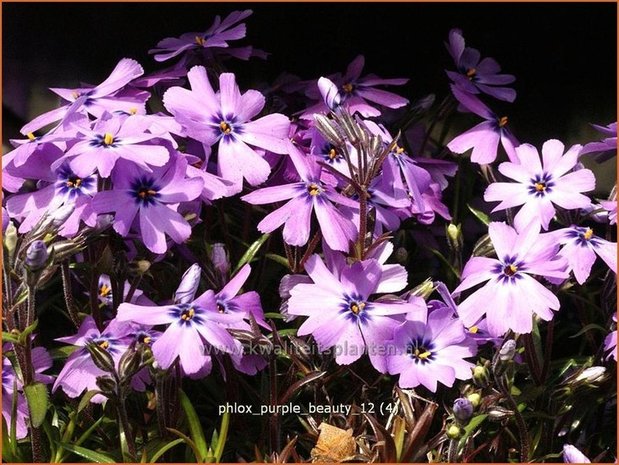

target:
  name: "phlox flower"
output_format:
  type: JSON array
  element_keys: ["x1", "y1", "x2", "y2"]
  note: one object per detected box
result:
[
  {"x1": 54, "y1": 113, "x2": 170, "y2": 178},
  {"x1": 445, "y1": 28, "x2": 516, "y2": 102},
  {"x1": 384, "y1": 305, "x2": 477, "y2": 392},
  {"x1": 484, "y1": 139, "x2": 596, "y2": 232},
  {"x1": 599, "y1": 199, "x2": 617, "y2": 225},
  {"x1": 287, "y1": 253, "x2": 414, "y2": 370},
  {"x1": 562, "y1": 444, "x2": 591, "y2": 463},
  {"x1": 91, "y1": 153, "x2": 203, "y2": 254},
  {"x1": 21, "y1": 58, "x2": 148, "y2": 135},
  {"x1": 2, "y1": 345, "x2": 53, "y2": 439},
  {"x1": 300, "y1": 55, "x2": 409, "y2": 119},
  {"x1": 447, "y1": 85, "x2": 518, "y2": 164},
  {"x1": 550, "y1": 225, "x2": 617, "y2": 284},
  {"x1": 242, "y1": 142, "x2": 358, "y2": 252},
  {"x1": 454, "y1": 222, "x2": 568, "y2": 337},
  {"x1": 149, "y1": 10, "x2": 253, "y2": 62},
  {"x1": 163, "y1": 67, "x2": 290, "y2": 193},
  {"x1": 579, "y1": 122, "x2": 617, "y2": 163}
]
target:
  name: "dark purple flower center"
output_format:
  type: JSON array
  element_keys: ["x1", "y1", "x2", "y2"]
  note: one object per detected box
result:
[
  {"x1": 498, "y1": 116, "x2": 508, "y2": 128},
  {"x1": 342, "y1": 83, "x2": 355, "y2": 94},
  {"x1": 91, "y1": 132, "x2": 119, "y2": 148},
  {"x1": 494, "y1": 256, "x2": 526, "y2": 283},
  {"x1": 466, "y1": 67, "x2": 477, "y2": 80},
  {"x1": 130, "y1": 177, "x2": 161, "y2": 206},
  {"x1": 566, "y1": 226, "x2": 599, "y2": 247},
  {"x1": 90, "y1": 337, "x2": 120, "y2": 355},
  {"x1": 528, "y1": 173, "x2": 554, "y2": 197},
  {"x1": 171, "y1": 303, "x2": 205, "y2": 326},
  {"x1": 219, "y1": 121, "x2": 233, "y2": 135},
  {"x1": 136, "y1": 332, "x2": 152, "y2": 345},
  {"x1": 56, "y1": 165, "x2": 96, "y2": 200},
  {"x1": 407, "y1": 338, "x2": 435, "y2": 364},
  {"x1": 307, "y1": 183, "x2": 322, "y2": 196},
  {"x1": 340, "y1": 293, "x2": 371, "y2": 324}
]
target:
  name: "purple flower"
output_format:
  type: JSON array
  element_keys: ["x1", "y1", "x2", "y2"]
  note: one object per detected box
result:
[
  {"x1": 445, "y1": 28, "x2": 516, "y2": 102},
  {"x1": 301, "y1": 55, "x2": 409, "y2": 118},
  {"x1": 599, "y1": 199, "x2": 617, "y2": 225},
  {"x1": 21, "y1": 58, "x2": 148, "y2": 135},
  {"x1": 91, "y1": 153, "x2": 203, "y2": 254},
  {"x1": 56, "y1": 113, "x2": 170, "y2": 178},
  {"x1": 287, "y1": 253, "x2": 414, "y2": 369},
  {"x1": 242, "y1": 143, "x2": 358, "y2": 252},
  {"x1": 53, "y1": 317, "x2": 134, "y2": 401},
  {"x1": 385, "y1": 306, "x2": 476, "y2": 392},
  {"x1": 2, "y1": 345, "x2": 53, "y2": 439},
  {"x1": 562, "y1": 444, "x2": 591, "y2": 463},
  {"x1": 116, "y1": 279, "x2": 245, "y2": 376},
  {"x1": 447, "y1": 85, "x2": 518, "y2": 164},
  {"x1": 149, "y1": 10, "x2": 253, "y2": 62},
  {"x1": 484, "y1": 140, "x2": 596, "y2": 232},
  {"x1": 550, "y1": 226, "x2": 617, "y2": 284},
  {"x1": 579, "y1": 122, "x2": 617, "y2": 163},
  {"x1": 604, "y1": 314, "x2": 617, "y2": 362},
  {"x1": 454, "y1": 222, "x2": 568, "y2": 337},
  {"x1": 163, "y1": 67, "x2": 290, "y2": 193}
]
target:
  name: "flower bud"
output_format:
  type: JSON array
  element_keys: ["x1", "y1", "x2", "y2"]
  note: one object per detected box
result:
[
  {"x1": 446, "y1": 223, "x2": 463, "y2": 252},
  {"x1": 467, "y1": 392, "x2": 481, "y2": 408},
  {"x1": 50, "y1": 203, "x2": 75, "y2": 228},
  {"x1": 175, "y1": 263, "x2": 201, "y2": 304},
  {"x1": 210, "y1": 243, "x2": 230, "y2": 276},
  {"x1": 575, "y1": 366, "x2": 606, "y2": 384},
  {"x1": 409, "y1": 278, "x2": 435, "y2": 299},
  {"x1": 4, "y1": 220, "x2": 18, "y2": 259},
  {"x1": 86, "y1": 341, "x2": 116, "y2": 373},
  {"x1": 487, "y1": 406, "x2": 514, "y2": 422},
  {"x1": 314, "y1": 114, "x2": 344, "y2": 147},
  {"x1": 25, "y1": 240, "x2": 49, "y2": 271},
  {"x1": 95, "y1": 376, "x2": 117, "y2": 394},
  {"x1": 472, "y1": 364, "x2": 490, "y2": 388},
  {"x1": 499, "y1": 340, "x2": 517, "y2": 362},
  {"x1": 562, "y1": 444, "x2": 591, "y2": 463},
  {"x1": 446, "y1": 424, "x2": 463, "y2": 439},
  {"x1": 118, "y1": 347, "x2": 143, "y2": 380},
  {"x1": 453, "y1": 397, "x2": 474, "y2": 424}
]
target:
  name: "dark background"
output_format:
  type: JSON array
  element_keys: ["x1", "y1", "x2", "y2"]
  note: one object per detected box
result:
[{"x1": 3, "y1": 2, "x2": 617, "y2": 150}]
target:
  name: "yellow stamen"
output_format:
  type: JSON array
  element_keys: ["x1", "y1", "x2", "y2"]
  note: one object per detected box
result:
[
  {"x1": 350, "y1": 302, "x2": 365, "y2": 315},
  {"x1": 99, "y1": 284, "x2": 111, "y2": 297},
  {"x1": 129, "y1": 107, "x2": 138, "y2": 115},
  {"x1": 534, "y1": 182, "x2": 546, "y2": 192},
  {"x1": 583, "y1": 228, "x2": 594, "y2": 240},
  {"x1": 103, "y1": 133, "x2": 115, "y2": 146},
  {"x1": 181, "y1": 308, "x2": 195, "y2": 321},
  {"x1": 328, "y1": 148, "x2": 338, "y2": 160},
  {"x1": 138, "y1": 189, "x2": 157, "y2": 199},
  {"x1": 498, "y1": 116, "x2": 508, "y2": 127},
  {"x1": 466, "y1": 68, "x2": 477, "y2": 78},
  {"x1": 98, "y1": 340, "x2": 110, "y2": 350},
  {"x1": 219, "y1": 121, "x2": 232, "y2": 134},
  {"x1": 142, "y1": 336, "x2": 152, "y2": 344},
  {"x1": 195, "y1": 36, "x2": 206, "y2": 46},
  {"x1": 307, "y1": 183, "x2": 321, "y2": 196},
  {"x1": 469, "y1": 325, "x2": 479, "y2": 334},
  {"x1": 27, "y1": 132, "x2": 36, "y2": 141},
  {"x1": 395, "y1": 146, "x2": 405, "y2": 155},
  {"x1": 342, "y1": 83, "x2": 354, "y2": 93},
  {"x1": 418, "y1": 351, "x2": 432, "y2": 360},
  {"x1": 71, "y1": 91, "x2": 80, "y2": 99}
]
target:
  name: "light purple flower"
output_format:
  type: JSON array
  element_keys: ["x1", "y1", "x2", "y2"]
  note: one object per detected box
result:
[
  {"x1": 53, "y1": 317, "x2": 134, "y2": 402},
  {"x1": 385, "y1": 306, "x2": 477, "y2": 392},
  {"x1": 242, "y1": 142, "x2": 358, "y2": 252},
  {"x1": 562, "y1": 444, "x2": 591, "y2": 463},
  {"x1": 55, "y1": 113, "x2": 170, "y2": 178},
  {"x1": 445, "y1": 28, "x2": 516, "y2": 102},
  {"x1": 163, "y1": 67, "x2": 290, "y2": 193},
  {"x1": 21, "y1": 58, "x2": 148, "y2": 135},
  {"x1": 447, "y1": 85, "x2": 518, "y2": 164},
  {"x1": 599, "y1": 199, "x2": 617, "y2": 225},
  {"x1": 149, "y1": 10, "x2": 253, "y2": 62},
  {"x1": 604, "y1": 314, "x2": 617, "y2": 362},
  {"x1": 484, "y1": 139, "x2": 596, "y2": 232},
  {"x1": 579, "y1": 122, "x2": 617, "y2": 163},
  {"x1": 2, "y1": 344, "x2": 53, "y2": 439},
  {"x1": 301, "y1": 55, "x2": 409, "y2": 119},
  {"x1": 287, "y1": 253, "x2": 413, "y2": 369},
  {"x1": 550, "y1": 226, "x2": 617, "y2": 284},
  {"x1": 91, "y1": 153, "x2": 203, "y2": 254},
  {"x1": 454, "y1": 222, "x2": 568, "y2": 337},
  {"x1": 116, "y1": 281, "x2": 244, "y2": 376}
]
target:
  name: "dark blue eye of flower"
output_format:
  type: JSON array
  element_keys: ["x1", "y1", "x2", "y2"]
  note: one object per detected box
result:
[
  {"x1": 170, "y1": 303, "x2": 205, "y2": 326},
  {"x1": 494, "y1": 255, "x2": 526, "y2": 283},
  {"x1": 340, "y1": 293, "x2": 371, "y2": 324},
  {"x1": 90, "y1": 132, "x2": 120, "y2": 148},
  {"x1": 130, "y1": 177, "x2": 161, "y2": 206},
  {"x1": 528, "y1": 173, "x2": 555, "y2": 197},
  {"x1": 407, "y1": 338, "x2": 436, "y2": 364}
]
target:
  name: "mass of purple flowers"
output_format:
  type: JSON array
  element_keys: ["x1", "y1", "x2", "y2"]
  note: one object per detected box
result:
[{"x1": 2, "y1": 9, "x2": 616, "y2": 464}]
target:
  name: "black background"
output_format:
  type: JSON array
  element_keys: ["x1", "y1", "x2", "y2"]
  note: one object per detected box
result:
[{"x1": 3, "y1": 2, "x2": 617, "y2": 146}]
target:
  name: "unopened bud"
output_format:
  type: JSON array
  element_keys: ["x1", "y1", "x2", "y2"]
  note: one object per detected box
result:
[
  {"x1": 562, "y1": 444, "x2": 591, "y2": 463},
  {"x1": 410, "y1": 278, "x2": 435, "y2": 299},
  {"x1": 128, "y1": 259, "x2": 151, "y2": 277},
  {"x1": 4, "y1": 221, "x2": 18, "y2": 258},
  {"x1": 50, "y1": 203, "x2": 75, "y2": 228},
  {"x1": 487, "y1": 406, "x2": 514, "y2": 422},
  {"x1": 118, "y1": 347, "x2": 143, "y2": 380},
  {"x1": 175, "y1": 263, "x2": 201, "y2": 304},
  {"x1": 86, "y1": 341, "x2": 116, "y2": 373},
  {"x1": 575, "y1": 366, "x2": 606, "y2": 384},
  {"x1": 472, "y1": 364, "x2": 490, "y2": 388},
  {"x1": 467, "y1": 392, "x2": 481, "y2": 408},
  {"x1": 446, "y1": 223, "x2": 463, "y2": 252},
  {"x1": 453, "y1": 397, "x2": 474, "y2": 424},
  {"x1": 499, "y1": 340, "x2": 517, "y2": 362},
  {"x1": 95, "y1": 376, "x2": 117, "y2": 394},
  {"x1": 25, "y1": 240, "x2": 49, "y2": 271},
  {"x1": 210, "y1": 243, "x2": 230, "y2": 276},
  {"x1": 314, "y1": 114, "x2": 344, "y2": 147},
  {"x1": 394, "y1": 246, "x2": 408, "y2": 264},
  {"x1": 446, "y1": 424, "x2": 463, "y2": 439}
]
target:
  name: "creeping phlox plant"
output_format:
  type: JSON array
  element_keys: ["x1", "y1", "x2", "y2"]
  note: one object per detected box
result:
[{"x1": 2, "y1": 10, "x2": 616, "y2": 464}]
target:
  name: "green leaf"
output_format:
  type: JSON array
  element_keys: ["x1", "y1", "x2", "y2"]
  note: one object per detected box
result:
[
  {"x1": 24, "y1": 382, "x2": 49, "y2": 427},
  {"x1": 179, "y1": 389, "x2": 209, "y2": 461},
  {"x1": 18, "y1": 319, "x2": 39, "y2": 346},
  {"x1": 233, "y1": 233, "x2": 270, "y2": 274},
  {"x1": 56, "y1": 443, "x2": 116, "y2": 463},
  {"x1": 214, "y1": 411, "x2": 230, "y2": 463},
  {"x1": 467, "y1": 204, "x2": 490, "y2": 225},
  {"x1": 166, "y1": 427, "x2": 203, "y2": 463},
  {"x1": 569, "y1": 323, "x2": 607, "y2": 338},
  {"x1": 263, "y1": 312, "x2": 284, "y2": 320},
  {"x1": 459, "y1": 414, "x2": 488, "y2": 446},
  {"x1": 1, "y1": 332, "x2": 20, "y2": 344},
  {"x1": 50, "y1": 345, "x2": 78, "y2": 360},
  {"x1": 149, "y1": 438, "x2": 184, "y2": 463},
  {"x1": 264, "y1": 253, "x2": 290, "y2": 268}
]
